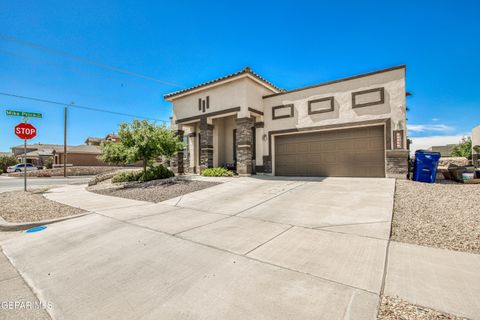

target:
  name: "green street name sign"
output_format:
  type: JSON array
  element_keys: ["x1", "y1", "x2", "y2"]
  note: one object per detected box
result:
[{"x1": 6, "y1": 110, "x2": 43, "y2": 118}]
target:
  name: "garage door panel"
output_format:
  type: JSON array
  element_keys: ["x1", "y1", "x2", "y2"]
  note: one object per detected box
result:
[{"x1": 275, "y1": 126, "x2": 385, "y2": 177}]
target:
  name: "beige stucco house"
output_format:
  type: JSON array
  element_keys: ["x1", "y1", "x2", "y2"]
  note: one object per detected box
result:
[
  {"x1": 472, "y1": 125, "x2": 480, "y2": 166},
  {"x1": 165, "y1": 65, "x2": 408, "y2": 178}
]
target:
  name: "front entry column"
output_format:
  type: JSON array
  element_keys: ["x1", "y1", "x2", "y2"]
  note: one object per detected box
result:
[
  {"x1": 199, "y1": 117, "x2": 214, "y2": 172},
  {"x1": 235, "y1": 117, "x2": 255, "y2": 175},
  {"x1": 171, "y1": 129, "x2": 184, "y2": 174}
]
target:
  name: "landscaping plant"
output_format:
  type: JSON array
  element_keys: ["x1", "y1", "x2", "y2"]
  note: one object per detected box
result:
[
  {"x1": 201, "y1": 167, "x2": 234, "y2": 177},
  {"x1": 451, "y1": 136, "x2": 472, "y2": 159},
  {"x1": 0, "y1": 154, "x2": 17, "y2": 173},
  {"x1": 111, "y1": 165, "x2": 174, "y2": 183},
  {"x1": 100, "y1": 120, "x2": 184, "y2": 175}
]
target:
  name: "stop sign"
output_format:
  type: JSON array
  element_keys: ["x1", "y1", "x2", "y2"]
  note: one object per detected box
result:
[{"x1": 15, "y1": 123, "x2": 37, "y2": 140}]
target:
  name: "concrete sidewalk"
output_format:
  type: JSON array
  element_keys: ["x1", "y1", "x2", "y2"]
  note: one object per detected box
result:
[
  {"x1": 0, "y1": 243, "x2": 50, "y2": 319},
  {"x1": 385, "y1": 241, "x2": 480, "y2": 319},
  {"x1": 44, "y1": 184, "x2": 151, "y2": 211}
]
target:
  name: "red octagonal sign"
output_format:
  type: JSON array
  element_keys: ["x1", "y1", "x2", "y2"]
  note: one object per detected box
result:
[{"x1": 15, "y1": 123, "x2": 37, "y2": 140}]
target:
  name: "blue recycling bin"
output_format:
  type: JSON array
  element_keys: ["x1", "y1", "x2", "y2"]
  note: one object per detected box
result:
[{"x1": 413, "y1": 150, "x2": 441, "y2": 183}]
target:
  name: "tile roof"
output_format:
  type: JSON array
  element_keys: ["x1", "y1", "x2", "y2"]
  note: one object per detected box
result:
[
  {"x1": 12, "y1": 143, "x2": 101, "y2": 155},
  {"x1": 164, "y1": 67, "x2": 282, "y2": 100}
]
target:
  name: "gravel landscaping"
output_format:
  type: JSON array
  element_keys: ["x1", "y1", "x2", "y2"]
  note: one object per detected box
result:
[
  {"x1": 392, "y1": 180, "x2": 480, "y2": 254},
  {"x1": 88, "y1": 179, "x2": 220, "y2": 203},
  {"x1": 0, "y1": 189, "x2": 85, "y2": 223},
  {"x1": 378, "y1": 296, "x2": 467, "y2": 320}
]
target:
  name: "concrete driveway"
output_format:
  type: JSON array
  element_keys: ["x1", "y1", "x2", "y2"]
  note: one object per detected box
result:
[{"x1": 1, "y1": 176, "x2": 395, "y2": 320}]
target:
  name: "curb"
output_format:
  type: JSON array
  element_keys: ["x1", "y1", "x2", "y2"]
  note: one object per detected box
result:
[{"x1": 0, "y1": 213, "x2": 91, "y2": 232}]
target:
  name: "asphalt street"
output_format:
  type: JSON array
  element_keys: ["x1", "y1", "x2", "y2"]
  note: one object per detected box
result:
[{"x1": 0, "y1": 175, "x2": 93, "y2": 193}]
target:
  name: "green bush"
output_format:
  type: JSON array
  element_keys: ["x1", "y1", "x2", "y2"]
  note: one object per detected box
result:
[
  {"x1": 0, "y1": 155, "x2": 17, "y2": 172},
  {"x1": 111, "y1": 165, "x2": 174, "y2": 183},
  {"x1": 201, "y1": 167, "x2": 234, "y2": 177},
  {"x1": 0, "y1": 169, "x2": 3, "y2": 175},
  {"x1": 43, "y1": 157, "x2": 53, "y2": 169},
  {"x1": 138, "y1": 165, "x2": 174, "y2": 182},
  {"x1": 111, "y1": 170, "x2": 141, "y2": 183}
]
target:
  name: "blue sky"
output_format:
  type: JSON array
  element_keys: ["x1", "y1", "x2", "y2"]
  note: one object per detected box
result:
[{"x1": 0, "y1": 0, "x2": 479, "y2": 151}]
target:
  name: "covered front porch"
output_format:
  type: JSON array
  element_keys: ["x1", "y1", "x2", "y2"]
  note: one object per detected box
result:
[{"x1": 171, "y1": 111, "x2": 265, "y2": 176}]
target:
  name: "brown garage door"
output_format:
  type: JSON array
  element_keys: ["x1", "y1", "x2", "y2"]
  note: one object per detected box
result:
[{"x1": 274, "y1": 126, "x2": 385, "y2": 177}]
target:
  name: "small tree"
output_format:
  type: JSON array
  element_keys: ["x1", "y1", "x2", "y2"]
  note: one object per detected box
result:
[
  {"x1": 100, "y1": 120, "x2": 184, "y2": 174},
  {"x1": 451, "y1": 137, "x2": 472, "y2": 159},
  {"x1": 0, "y1": 154, "x2": 18, "y2": 172}
]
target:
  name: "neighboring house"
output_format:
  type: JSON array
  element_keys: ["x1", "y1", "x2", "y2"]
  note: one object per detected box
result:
[
  {"x1": 473, "y1": 125, "x2": 480, "y2": 166},
  {"x1": 165, "y1": 65, "x2": 408, "y2": 178},
  {"x1": 11, "y1": 143, "x2": 108, "y2": 167},
  {"x1": 428, "y1": 144, "x2": 456, "y2": 157},
  {"x1": 85, "y1": 134, "x2": 120, "y2": 146},
  {"x1": 0, "y1": 151, "x2": 13, "y2": 157},
  {"x1": 105, "y1": 133, "x2": 119, "y2": 142},
  {"x1": 84, "y1": 137, "x2": 103, "y2": 146}
]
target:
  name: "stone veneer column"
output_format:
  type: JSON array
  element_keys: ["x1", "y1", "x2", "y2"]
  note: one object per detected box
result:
[
  {"x1": 199, "y1": 118, "x2": 214, "y2": 172},
  {"x1": 235, "y1": 117, "x2": 255, "y2": 175},
  {"x1": 170, "y1": 129, "x2": 184, "y2": 174},
  {"x1": 386, "y1": 151, "x2": 409, "y2": 179},
  {"x1": 262, "y1": 156, "x2": 272, "y2": 174}
]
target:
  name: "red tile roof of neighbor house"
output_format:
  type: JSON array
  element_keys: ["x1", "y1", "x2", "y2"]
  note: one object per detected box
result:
[{"x1": 164, "y1": 67, "x2": 283, "y2": 100}]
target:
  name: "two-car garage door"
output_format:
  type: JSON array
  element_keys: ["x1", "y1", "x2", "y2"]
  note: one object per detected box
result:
[{"x1": 274, "y1": 126, "x2": 385, "y2": 177}]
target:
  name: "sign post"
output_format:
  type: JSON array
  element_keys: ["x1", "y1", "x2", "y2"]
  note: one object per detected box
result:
[
  {"x1": 7, "y1": 110, "x2": 41, "y2": 191},
  {"x1": 14, "y1": 122, "x2": 37, "y2": 191}
]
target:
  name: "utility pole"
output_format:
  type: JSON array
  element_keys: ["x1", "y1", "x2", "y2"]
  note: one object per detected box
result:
[{"x1": 63, "y1": 106, "x2": 67, "y2": 177}]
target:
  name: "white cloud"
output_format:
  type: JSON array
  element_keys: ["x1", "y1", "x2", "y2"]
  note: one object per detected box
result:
[
  {"x1": 431, "y1": 118, "x2": 439, "y2": 122},
  {"x1": 407, "y1": 124, "x2": 454, "y2": 133},
  {"x1": 409, "y1": 134, "x2": 467, "y2": 154}
]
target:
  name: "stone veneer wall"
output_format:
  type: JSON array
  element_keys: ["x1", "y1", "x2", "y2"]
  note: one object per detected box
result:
[
  {"x1": 7, "y1": 166, "x2": 127, "y2": 177},
  {"x1": 386, "y1": 150, "x2": 409, "y2": 179},
  {"x1": 235, "y1": 117, "x2": 255, "y2": 175},
  {"x1": 262, "y1": 156, "x2": 272, "y2": 174},
  {"x1": 473, "y1": 154, "x2": 479, "y2": 167},
  {"x1": 199, "y1": 119, "x2": 214, "y2": 171}
]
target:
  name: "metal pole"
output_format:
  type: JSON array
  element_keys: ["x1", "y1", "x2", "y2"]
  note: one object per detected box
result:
[
  {"x1": 64, "y1": 106, "x2": 67, "y2": 177},
  {"x1": 23, "y1": 139, "x2": 27, "y2": 191}
]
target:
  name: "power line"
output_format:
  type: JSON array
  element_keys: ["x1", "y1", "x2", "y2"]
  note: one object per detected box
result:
[
  {"x1": 0, "y1": 34, "x2": 185, "y2": 88},
  {"x1": 0, "y1": 91, "x2": 169, "y2": 123},
  {"x1": 0, "y1": 49, "x2": 125, "y2": 86}
]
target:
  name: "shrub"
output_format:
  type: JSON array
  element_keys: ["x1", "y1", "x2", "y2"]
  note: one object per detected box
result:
[
  {"x1": 138, "y1": 165, "x2": 174, "y2": 182},
  {"x1": 0, "y1": 155, "x2": 17, "y2": 172},
  {"x1": 201, "y1": 167, "x2": 234, "y2": 177},
  {"x1": 111, "y1": 165, "x2": 174, "y2": 183},
  {"x1": 43, "y1": 157, "x2": 53, "y2": 169},
  {"x1": 111, "y1": 170, "x2": 142, "y2": 183},
  {"x1": 451, "y1": 137, "x2": 472, "y2": 159},
  {"x1": 0, "y1": 169, "x2": 3, "y2": 175}
]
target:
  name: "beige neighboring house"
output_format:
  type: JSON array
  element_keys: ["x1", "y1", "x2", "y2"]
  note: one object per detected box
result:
[
  {"x1": 165, "y1": 65, "x2": 408, "y2": 178},
  {"x1": 85, "y1": 134, "x2": 120, "y2": 146},
  {"x1": 428, "y1": 144, "x2": 456, "y2": 157},
  {"x1": 472, "y1": 125, "x2": 480, "y2": 166},
  {"x1": 11, "y1": 143, "x2": 107, "y2": 167}
]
